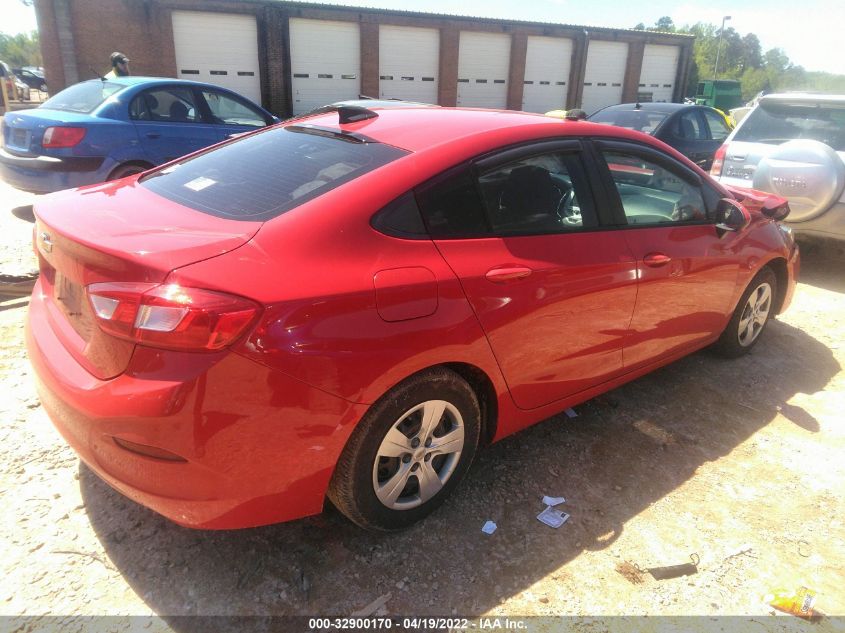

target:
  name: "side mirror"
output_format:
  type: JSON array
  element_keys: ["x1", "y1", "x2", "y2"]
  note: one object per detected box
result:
[{"x1": 715, "y1": 198, "x2": 750, "y2": 236}]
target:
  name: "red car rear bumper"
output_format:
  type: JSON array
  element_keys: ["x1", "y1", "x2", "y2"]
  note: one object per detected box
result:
[{"x1": 26, "y1": 279, "x2": 366, "y2": 529}]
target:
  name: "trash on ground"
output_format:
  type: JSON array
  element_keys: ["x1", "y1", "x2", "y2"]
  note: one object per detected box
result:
[
  {"x1": 766, "y1": 586, "x2": 818, "y2": 619},
  {"x1": 615, "y1": 561, "x2": 645, "y2": 585},
  {"x1": 647, "y1": 553, "x2": 700, "y2": 580},
  {"x1": 481, "y1": 520, "x2": 497, "y2": 535},
  {"x1": 723, "y1": 544, "x2": 755, "y2": 561},
  {"x1": 537, "y1": 506, "x2": 569, "y2": 528},
  {"x1": 542, "y1": 495, "x2": 566, "y2": 507},
  {"x1": 352, "y1": 592, "x2": 392, "y2": 617},
  {"x1": 564, "y1": 407, "x2": 578, "y2": 418}
]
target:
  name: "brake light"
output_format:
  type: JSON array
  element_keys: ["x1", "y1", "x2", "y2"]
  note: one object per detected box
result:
[
  {"x1": 710, "y1": 143, "x2": 728, "y2": 178},
  {"x1": 42, "y1": 126, "x2": 86, "y2": 148},
  {"x1": 87, "y1": 282, "x2": 260, "y2": 351}
]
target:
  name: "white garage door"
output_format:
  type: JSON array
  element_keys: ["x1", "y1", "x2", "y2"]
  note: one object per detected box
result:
[
  {"x1": 172, "y1": 11, "x2": 262, "y2": 104},
  {"x1": 522, "y1": 36, "x2": 572, "y2": 114},
  {"x1": 457, "y1": 32, "x2": 511, "y2": 109},
  {"x1": 289, "y1": 19, "x2": 361, "y2": 115},
  {"x1": 379, "y1": 26, "x2": 439, "y2": 103},
  {"x1": 581, "y1": 40, "x2": 629, "y2": 115},
  {"x1": 639, "y1": 44, "x2": 680, "y2": 103}
]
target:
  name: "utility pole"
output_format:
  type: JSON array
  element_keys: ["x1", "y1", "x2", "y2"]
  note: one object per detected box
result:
[{"x1": 713, "y1": 15, "x2": 732, "y2": 80}]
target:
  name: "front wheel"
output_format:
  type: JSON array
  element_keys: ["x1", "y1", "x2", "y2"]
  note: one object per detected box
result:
[
  {"x1": 328, "y1": 367, "x2": 481, "y2": 531},
  {"x1": 714, "y1": 267, "x2": 777, "y2": 357}
]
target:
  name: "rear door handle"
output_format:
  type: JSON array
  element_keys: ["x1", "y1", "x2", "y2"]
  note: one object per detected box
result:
[
  {"x1": 145, "y1": 132, "x2": 161, "y2": 139},
  {"x1": 643, "y1": 252, "x2": 672, "y2": 267},
  {"x1": 485, "y1": 266, "x2": 532, "y2": 283}
]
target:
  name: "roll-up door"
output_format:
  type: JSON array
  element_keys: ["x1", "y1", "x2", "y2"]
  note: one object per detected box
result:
[
  {"x1": 522, "y1": 36, "x2": 573, "y2": 113},
  {"x1": 639, "y1": 44, "x2": 680, "y2": 103},
  {"x1": 456, "y1": 32, "x2": 511, "y2": 109},
  {"x1": 581, "y1": 40, "x2": 628, "y2": 115},
  {"x1": 289, "y1": 19, "x2": 361, "y2": 115},
  {"x1": 379, "y1": 26, "x2": 439, "y2": 103},
  {"x1": 172, "y1": 11, "x2": 262, "y2": 104}
]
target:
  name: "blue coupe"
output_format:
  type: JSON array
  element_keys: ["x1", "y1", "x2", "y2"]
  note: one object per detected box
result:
[{"x1": 0, "y1": 77, "x2": 278, "y2": 194}]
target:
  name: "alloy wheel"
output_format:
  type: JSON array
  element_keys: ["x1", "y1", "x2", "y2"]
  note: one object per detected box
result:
[{"x1": 738, "y1": 282, "x2": 772, "y2": 347}]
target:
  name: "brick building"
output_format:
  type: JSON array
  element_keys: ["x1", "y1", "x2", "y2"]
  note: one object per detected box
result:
[{"x1": 33, "y1": 0, "x2": 694, "y2": 117}]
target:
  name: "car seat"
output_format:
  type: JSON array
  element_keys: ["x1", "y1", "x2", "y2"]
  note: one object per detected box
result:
[
  {"x1": 169, "y1": 100, "x2": 190, "y2": 122},
  {"x1": 498, "y1": 165, "x2": 561, "y2": 229}
]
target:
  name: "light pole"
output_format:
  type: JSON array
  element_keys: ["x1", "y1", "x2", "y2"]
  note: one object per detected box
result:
[{"x1": 713, "y1": 15, "x2": 732, "y2": 80}]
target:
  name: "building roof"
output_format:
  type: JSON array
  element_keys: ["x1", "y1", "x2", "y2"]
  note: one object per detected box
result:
[{"x1": 266, "y1": 0, "x2": 694, "y2": 38}]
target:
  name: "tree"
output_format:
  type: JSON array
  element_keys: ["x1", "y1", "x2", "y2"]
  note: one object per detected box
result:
[
  {"x1": 0, "y1": 31, "x2": 41, "y2": 67},
  {"x1": 654, "y1": 16, "x2": 675, "y2": 32}
]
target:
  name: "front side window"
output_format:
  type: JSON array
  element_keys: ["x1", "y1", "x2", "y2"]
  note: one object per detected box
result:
[
  {"x1": 477, "y1": 151, "x2": 595, "y2": 235},
  {"x1": 674, "y1": 111, "x2": 706, "y2": 141},
  {"x1": 130, "y1": 87, "x2": 200, "y2": 123},
  {"x1": 201, "y1": 90, "x2": 268, "y2": 127},
  {"x1": 603, "y1": 151, "x2": 708, "y2": 225}
]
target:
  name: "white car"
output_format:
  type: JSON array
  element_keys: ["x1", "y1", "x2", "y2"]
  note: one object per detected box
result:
[{"x1": 712, "y1": 93, "x2": 845, "y2": 241}]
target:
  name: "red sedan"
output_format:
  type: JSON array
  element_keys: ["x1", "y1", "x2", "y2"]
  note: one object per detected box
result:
[{"x1": 26, "y1": 105, "x2": 799, "y2": 531}]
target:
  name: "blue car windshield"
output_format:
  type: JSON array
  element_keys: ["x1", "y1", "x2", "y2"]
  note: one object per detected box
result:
[{"x1": 41, "y1": 81, "x2": 123, "y2": 113}]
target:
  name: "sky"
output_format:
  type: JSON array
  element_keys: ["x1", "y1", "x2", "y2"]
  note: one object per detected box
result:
[{"x1": 3, "y1": 0, "x2": 843, "y2": 75}]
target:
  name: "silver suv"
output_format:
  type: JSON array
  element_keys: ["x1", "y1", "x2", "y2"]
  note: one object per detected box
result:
[{"x1": 712, "y1": 93, "x2": 845, "y2": 241}]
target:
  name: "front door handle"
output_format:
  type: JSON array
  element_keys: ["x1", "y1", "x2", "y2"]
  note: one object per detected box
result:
[
  {"x1": 485, "y1": 266, "x2": 532, "y2": 283},
  {"x1": 643, "y1": 252, "x2": 672, "y2": 267},
  {"x1": 145, "y1": 132, "x2": 161, "y2": 139}
]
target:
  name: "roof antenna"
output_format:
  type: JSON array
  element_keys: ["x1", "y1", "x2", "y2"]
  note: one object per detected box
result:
[
  {"x1": 337, "y1": 105, "x2": 379, "y2": 124},
  {"x1": 635, "y1": 102, "x2": 642, "y2": 109},
  {"x1": 89, "y1": 66, "x2": 106, "y2": 82}
]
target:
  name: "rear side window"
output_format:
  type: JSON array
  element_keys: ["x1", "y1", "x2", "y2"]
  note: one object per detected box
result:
[
  {"x1": 130, "y1": 87, "x2": 201, "y2": 123},
  {"x1": 415, "y1": 166, "x2": 489, "y2": 238},
  {"x1": 41, "y1": 81, "x2": 123, "y2": 113},
  {"x1": 735, "y1": 102, "x2": 845, "y2": 151},
  {"x1": 140, "y1": 127, "x2": 408, "y2": 221}
]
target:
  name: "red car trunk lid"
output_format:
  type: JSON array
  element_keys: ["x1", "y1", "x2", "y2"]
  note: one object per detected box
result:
[{"x1": 33, "y1": 179, "x2": 261, "y2": 379}]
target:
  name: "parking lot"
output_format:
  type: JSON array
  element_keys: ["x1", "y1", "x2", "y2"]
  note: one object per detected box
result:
[{"x1": 1, "y1": 175, "x2": 843, "y2": 624}]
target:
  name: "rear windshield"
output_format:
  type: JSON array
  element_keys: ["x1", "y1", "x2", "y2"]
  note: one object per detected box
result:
[
  {"x1": 140, "y1": 126, "x2": 409, "y2": 221},
  {"x1": 735, "y1": 101, "x2": 845, "y2": 151},
  {"x1": 41, "y1": 81, "x2": 123, "y2": 113},
  {"x1": 589, "y1": 110, "x2": 668, "y2": 135}
]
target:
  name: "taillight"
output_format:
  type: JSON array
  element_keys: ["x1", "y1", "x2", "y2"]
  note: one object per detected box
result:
[
  {"x1": 42, "y1": 126, "x2": 86, "y2": 148},
  {"x1": 87, "y1": 282, "x2": 260, "y2": 351},
  {"x1": 710, "y1": 143, "x2": 728, "y2": 178}
]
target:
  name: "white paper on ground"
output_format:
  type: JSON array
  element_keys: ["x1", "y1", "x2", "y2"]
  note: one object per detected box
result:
[
  {"x1": 542, "y1": 495, "x2": 566, "y2": 507},
  {"x1": 564, "y1": 408, "x2": 578, "y2": 418},
  {"x1": 537, "y1": 506, "x2": 570, "y2": 528},
  {"x1": 481, "y1": 520, "x2": 497, "y2": 535}
]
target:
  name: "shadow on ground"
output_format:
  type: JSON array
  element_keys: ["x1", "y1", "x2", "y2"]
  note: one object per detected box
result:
[{"x1": 78, "y1": 275, "x2": 839, "y2": 622}]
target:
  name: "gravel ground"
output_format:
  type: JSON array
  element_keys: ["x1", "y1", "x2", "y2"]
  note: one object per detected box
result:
[{"x1": 1, "y1": 177, "x2": 843, "y2": 630}]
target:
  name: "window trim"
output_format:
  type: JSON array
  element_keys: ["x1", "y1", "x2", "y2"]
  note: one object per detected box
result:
[{"x1": 592, "y1": 138, "x2": 715, "y2": 229}]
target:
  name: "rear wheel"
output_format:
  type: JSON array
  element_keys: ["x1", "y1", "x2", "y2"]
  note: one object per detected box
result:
[
  {"x1": 714, "y1": 267, "x2": 777, "y2": 357},
  {"x1": 328, "y1": 367, "x2": 481, "y2": 531},
  {"x1": 108, "y1": 162, "x2": 151, "y2": 181}
]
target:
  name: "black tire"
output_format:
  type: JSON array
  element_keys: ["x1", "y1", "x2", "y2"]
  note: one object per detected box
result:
[
  {"x1": 328, "y1": 367, "x2": 481, "y2": 531},
  {"x1": 107, "y1": 163, "x2": 150, "y2": 181},
  {"x1": 714, "y1": 267, "x2": 778, "y2": 358}
]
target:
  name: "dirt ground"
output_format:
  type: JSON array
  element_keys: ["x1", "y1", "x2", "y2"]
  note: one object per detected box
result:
[{"x1": 1, "y1": 177, "x2": 843, "y2": 629}]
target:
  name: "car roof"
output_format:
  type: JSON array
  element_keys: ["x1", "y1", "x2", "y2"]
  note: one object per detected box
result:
[
  {"x1": 760, "y1": 92, "x2": 845, "y2": 104},
  {"x1": 595, "y1": 102, "x2": 694, "y2": 114},
  {"x1": 81, "y1": 76, "x2": 251, "y2": 92},
  {"x1": 297, "y1": 106, "x2": 675, "y2": 154}
]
